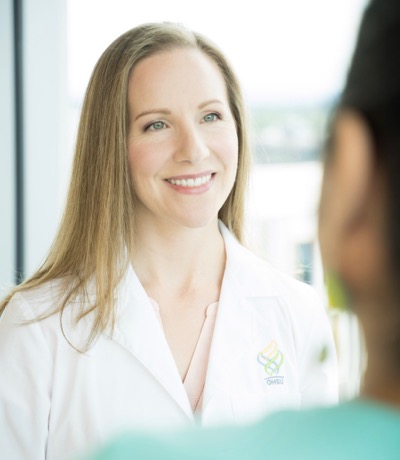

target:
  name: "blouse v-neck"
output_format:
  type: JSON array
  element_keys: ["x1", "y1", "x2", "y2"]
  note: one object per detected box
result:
[{"x1": 148, "y1": 298, "x2": 218, "y2": 413}]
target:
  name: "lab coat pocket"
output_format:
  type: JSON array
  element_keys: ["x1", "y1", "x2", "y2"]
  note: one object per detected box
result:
[{"x1": 231, "y1": 390, "x2": 301, "y2": 424}]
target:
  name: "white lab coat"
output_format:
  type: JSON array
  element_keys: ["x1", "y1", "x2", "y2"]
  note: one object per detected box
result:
[{"x1": 0, "y1": 223, "x2": 338, "y2": 460}]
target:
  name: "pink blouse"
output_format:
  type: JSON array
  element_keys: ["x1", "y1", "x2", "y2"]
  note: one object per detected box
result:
[{"x1": 149, "y1": 299, "x2": 218, "y2": 413}]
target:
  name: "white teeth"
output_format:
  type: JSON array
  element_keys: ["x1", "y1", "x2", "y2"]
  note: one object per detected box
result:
[{"x1": 168, "y1": 174, "x2": 212, "y2": 187}]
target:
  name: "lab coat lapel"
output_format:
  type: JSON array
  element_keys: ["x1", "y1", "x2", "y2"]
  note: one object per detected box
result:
[
  {"x1": 108, "y1": 265, "x2": 193, "y2": 420},
  {"x1": 202, "y1": 226, "x2": 253, "y2": 419},
  {"x1": 202, "y1": 223, "x2": 283, "y2": 421},
  {"x1": 202, "y1": 262, "x2": 252, "y2": 405}
]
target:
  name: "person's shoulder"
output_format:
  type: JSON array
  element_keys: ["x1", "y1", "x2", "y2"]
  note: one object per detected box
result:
[
  {"x1": 1, "y1": 279, "x2": 81, "y2": 337},
  {"x1": 257, "y1": 400, "x2": 400, "y2": 459},
  {"x1": 220, "y1": 222, "x2": 324, "y2": 316},
  {"x1": 230, "y1": 237, "x2": 320, "y2": 302},
  {"x1": 0, "y1": 280, "x2": 69, "y2": 354},
  {"x1": 85, "y1": 401, "x2": 400, "y2": 460},
  {"x1": 8, "y1": 278, "x2": 67, "y2": 318},
  {"x1": 1, "y1": 278, "x2": 97, "y2": 352},
  {"x1": 260, "y1": 258, "x2": 318, "y2": 298}
]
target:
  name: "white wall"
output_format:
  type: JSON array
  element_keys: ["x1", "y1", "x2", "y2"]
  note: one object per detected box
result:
[
  {"x1": 0, "y1": 0, "x2": 68, "y2": 292},
  {"x1": 0, "y1": 0, "x2": 16, "y2": 292},
  {"x1": 23, "y1": 0, "x2": 68, "y2": 277}
]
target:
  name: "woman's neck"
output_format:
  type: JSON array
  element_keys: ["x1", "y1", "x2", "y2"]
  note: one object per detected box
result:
[{"x1": 131, "y1": 218, "x2": 226, "y2": 297}]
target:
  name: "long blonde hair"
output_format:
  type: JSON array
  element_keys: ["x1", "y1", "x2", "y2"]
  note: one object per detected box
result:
[{"x1": 0, "y1": 23, "x2": 251, "y2": 345}]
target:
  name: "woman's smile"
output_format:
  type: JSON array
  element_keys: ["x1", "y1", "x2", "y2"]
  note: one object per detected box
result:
[{"x1": 165, "y1": 172, "x2": 215, "y2": 194}]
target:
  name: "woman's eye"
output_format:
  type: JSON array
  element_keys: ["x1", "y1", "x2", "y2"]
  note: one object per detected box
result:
[
  {"x1": 146, "y1": 121, "x2": 166, "y2": 131},
  {"x1": 202, "y1": 113, "x2": 220, "y2": 123}
]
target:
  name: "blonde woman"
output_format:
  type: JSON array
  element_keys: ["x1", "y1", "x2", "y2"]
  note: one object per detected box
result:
[
  {"x1": 87, "y1": 2, "x2": 400, "y2": 458},
  {"x1": 0, "y1": 23, "x2": 337, "y2": 460}
]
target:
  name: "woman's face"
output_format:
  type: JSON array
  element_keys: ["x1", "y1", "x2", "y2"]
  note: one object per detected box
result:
[{"x1": 127, "y1": 47, "x2": 238, "y2": 230}]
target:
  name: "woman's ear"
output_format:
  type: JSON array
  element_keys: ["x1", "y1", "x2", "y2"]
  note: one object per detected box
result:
[{"x1": 318, "y1": 109, "x2": 376, "y2": 278}]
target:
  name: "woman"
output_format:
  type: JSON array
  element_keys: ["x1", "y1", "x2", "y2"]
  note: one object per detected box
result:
[
  {"x1": 87, "y1": 1, "x2": 400, "y2": 459},
  {"x1": 0, "y1": 23, "x2": 337, "y2": 460}
]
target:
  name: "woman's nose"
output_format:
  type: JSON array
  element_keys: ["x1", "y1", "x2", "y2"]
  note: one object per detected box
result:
[{"x1": 173, "y1": 125, "x2": 210, "y2": 164}]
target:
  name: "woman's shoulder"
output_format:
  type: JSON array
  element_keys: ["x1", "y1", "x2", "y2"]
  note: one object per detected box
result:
[
  {"x1": 1, "y1": 278, "x2": 97, "y2": 351},
  {"x1": 224, "y1": 228, "x2": 322, "y2": 307},
  {"x1": 222, "y1": 223, "x2": 313, "y2": 282},
  {"x1": 6, "y1": 278, "x2": 69, "y2": 319},
  {"x1": 1, "y1": 278, "x2": 92, "y2": 340},
  {"x1": 0, "y1": 280, "x2": 69, "y2": 356}
]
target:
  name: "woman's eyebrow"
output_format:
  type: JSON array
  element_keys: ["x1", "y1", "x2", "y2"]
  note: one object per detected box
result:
[
  {"x1": 134, "y1": 108, "x2": 171, "y2": 121},
  {"x1": 198, "y1": 99, "x2": 224, "y2": 109}
]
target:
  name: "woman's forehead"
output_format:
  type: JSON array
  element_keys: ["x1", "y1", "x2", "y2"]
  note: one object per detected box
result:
[{"x1": 127, "y1": 48, "x2": 229, "y2": 112}]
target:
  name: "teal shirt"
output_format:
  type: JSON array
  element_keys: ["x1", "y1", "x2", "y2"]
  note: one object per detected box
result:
[{"x1": 86, "y1": 400, "x2": 400, "y2": 460}]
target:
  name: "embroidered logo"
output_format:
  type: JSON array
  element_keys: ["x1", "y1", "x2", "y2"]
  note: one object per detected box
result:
[{"x1": 257, "y1": 339, "x2": 285, "y2": 385}]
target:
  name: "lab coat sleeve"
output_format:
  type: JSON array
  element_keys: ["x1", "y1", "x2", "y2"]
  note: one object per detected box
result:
[
  {"x1": 296, "y1": 288, "x2": 338, "y2": 407},
  {"x1": 0, "y1": 293, "x2": 52, "y2": 460}
]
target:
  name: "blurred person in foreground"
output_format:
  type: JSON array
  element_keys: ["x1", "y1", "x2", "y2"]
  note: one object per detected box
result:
[{"x1": 85, "y1": 0, "x2": 400, "y2": 458}]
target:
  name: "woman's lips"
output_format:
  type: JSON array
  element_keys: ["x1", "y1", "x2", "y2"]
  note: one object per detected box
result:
[{"x1": 164, "y1": 172, "x2": 215, "y2": 193}]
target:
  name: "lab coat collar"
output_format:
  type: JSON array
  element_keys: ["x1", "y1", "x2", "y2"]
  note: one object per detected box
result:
[
  {"x1": 218, "y1": 220, "x2": 283, "y2": 297},
  {"x1": 104, "y1": 222, "x2": 283, "y2": 422},
  {"x1": 107, "y1": 266, "x2": 194, "y2": 421}
]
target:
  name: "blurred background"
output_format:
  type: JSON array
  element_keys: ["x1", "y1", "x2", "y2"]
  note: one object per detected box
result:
[{"x1": 0, "y1": 0, "x2": 367, "y2": 400}]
